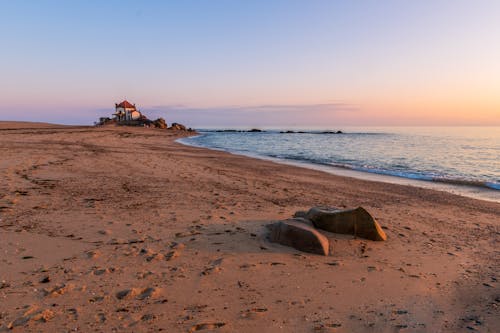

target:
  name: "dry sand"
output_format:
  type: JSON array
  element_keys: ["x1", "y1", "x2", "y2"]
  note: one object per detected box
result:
[{"x1": 0, "y1": 122, "x2": 498, "y2": 332}]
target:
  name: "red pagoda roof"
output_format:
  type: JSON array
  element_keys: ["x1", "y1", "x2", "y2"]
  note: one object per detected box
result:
[{"x1": 117, "y1": 100, "x2": 135, "y2": 108}]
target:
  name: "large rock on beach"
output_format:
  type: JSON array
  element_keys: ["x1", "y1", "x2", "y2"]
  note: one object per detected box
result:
[
  {"x1": 305, "y1": 206, "x2": 387, "y2": 241},
  {"x1": 268, "y1": 219, "x2": 329, "y2": 255}
]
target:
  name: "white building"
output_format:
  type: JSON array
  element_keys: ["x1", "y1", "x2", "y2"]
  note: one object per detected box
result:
[{"x1": 113, "y1": 100, "x2": 142, "y2": 122}]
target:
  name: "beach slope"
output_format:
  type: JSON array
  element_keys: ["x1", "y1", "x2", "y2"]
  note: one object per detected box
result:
[{"x1": 0, "y1": 123, "x2": 498, "y2": 332}]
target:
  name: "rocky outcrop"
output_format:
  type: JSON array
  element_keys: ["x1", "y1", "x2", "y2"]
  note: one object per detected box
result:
[
  {"x1": 170, "y1": 122, "x2": 187, "y2": 131},
  {"x1": 304, "y1": 206, "x2": 387, "y2": 241},
  {"x1": 153, "y1": 118, "x2": 167, "y2": 129},
  {"x1": 268, "y1": 219, "x2": 329, "y2": 255}
]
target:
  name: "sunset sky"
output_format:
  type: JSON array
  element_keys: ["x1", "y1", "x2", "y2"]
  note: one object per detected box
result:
[{"x1": 1, "y1": 0, "x2": 499, "y2": 127}]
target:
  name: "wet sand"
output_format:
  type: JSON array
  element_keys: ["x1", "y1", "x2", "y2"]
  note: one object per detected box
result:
[{"x1": 0, "y1": 122, "x2": 498, "y2": 332}]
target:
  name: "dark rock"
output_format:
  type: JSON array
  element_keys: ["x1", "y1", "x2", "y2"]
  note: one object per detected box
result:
[
  {"x1": 305, "y1": 206, "x2": 387, "y2": 241},
  {"x1": 292, "y1": 210, "x2": 308, "y2": 218},
  {"x1": 268, "y1": 220, "x2": 329, "y2": 255}
]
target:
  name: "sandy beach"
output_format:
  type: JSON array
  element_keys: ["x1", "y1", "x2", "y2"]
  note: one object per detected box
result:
[{"x1": 0, "y1": 122, "x2": 498, "y2": 332}]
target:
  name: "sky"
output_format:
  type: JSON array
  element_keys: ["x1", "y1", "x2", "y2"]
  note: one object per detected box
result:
[{"x1": 0, "y1": 0, "x2": 499, "y2": 127}]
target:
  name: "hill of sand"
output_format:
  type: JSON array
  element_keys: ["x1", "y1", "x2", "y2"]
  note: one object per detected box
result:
[
  {"x1": 0, "y1": 121, "x2": 73, "y2": 129},
  {"x1": 0, "y1": 123, "x2": 498, "y2": 332}
]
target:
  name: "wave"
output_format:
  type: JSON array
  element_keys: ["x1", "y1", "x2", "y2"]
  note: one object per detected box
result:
[
  {"x1": 335, "y1": 164, "x2": 499, "y2": 191},
  {"x1": 269, "y1": 154, "x2": 499, "y2": 191}
]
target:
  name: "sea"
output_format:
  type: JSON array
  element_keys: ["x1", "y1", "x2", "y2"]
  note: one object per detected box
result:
[{"x1": 178, "y1": 127, "x2": 500, "y2": 203}]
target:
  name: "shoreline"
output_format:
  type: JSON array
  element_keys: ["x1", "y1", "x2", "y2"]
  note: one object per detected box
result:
[
  {"x1": 177, "y1": 135, "x2": 500, "y2": 204},
  {"x1": 0, "y1": 123, "x2": 498, "y2": 332}
]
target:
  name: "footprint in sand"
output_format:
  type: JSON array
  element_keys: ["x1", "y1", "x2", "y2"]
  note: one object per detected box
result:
[
  {"x1": 42, "y1": 283, "x2": 75, "y2": 297},
  {"x1": 7, "y1": 306, "x2": 55, "y2": 329},
  {"x1": 85, "y1": 250, "x2": 101, "y2": 259},
  {"x1": 93, "y1": 267, "x2": 115, "y2": 275},
  {"x1": 189, "y1": 322, "x2": 226, "y2": 332},
  {"x1": 240, "y1": 307, "x2": 268, "y2": 319},
  {"x1": 116, "y1": 287, "x2": 162, "y2": 300},
  {"x1": 139, "y1": 247, "x2": 182, "y2": 262},
  {"x1": 201, "y1": 258, "x2": 223, "y2": 276}
]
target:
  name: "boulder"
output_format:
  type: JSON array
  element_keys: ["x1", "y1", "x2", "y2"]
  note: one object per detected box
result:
[
  {"x1": 170, "y1": 122, "x2": 187, "y2": 131},
  {"x1": 268, "y1": 220, "x2": 329, "y2": 255},
  {"x1": 153, "y1": 118, "x2": 167, "y2": 129},
  {"x1": 305, "y1": 206, "x2": 387, "y2": 241}
]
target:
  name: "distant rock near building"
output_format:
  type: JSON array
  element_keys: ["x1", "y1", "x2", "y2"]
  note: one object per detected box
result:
[
  {"x1": 170, "y1": 123, "x2": 187, "y2": 131},
  {"x1": 153, "y1": 118, "x2": 168, "y2": 129}
]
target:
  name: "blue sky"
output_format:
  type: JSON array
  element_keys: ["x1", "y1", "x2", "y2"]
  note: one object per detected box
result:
[{"x1": 1, "y1": 1, "x2": 499, "y2": 126}]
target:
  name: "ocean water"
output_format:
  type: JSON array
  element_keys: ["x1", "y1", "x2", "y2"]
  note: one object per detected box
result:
[{"x1": 179, "y1": 127, "x2": 500, "y2": 202}]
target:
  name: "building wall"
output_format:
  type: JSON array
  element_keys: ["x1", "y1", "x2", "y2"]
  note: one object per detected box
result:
[
  {"x1": 116, "y1": 106, "x2": 136, "y2": 113},
  {"x1": 115, "y1": 105, "x2": 140, "y2": 122},
  {"x1": 131, "y1": 111, "x2": 141, "y2": 120}
]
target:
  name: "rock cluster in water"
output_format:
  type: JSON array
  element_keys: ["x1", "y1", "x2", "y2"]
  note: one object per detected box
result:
[{"x1": 212, "y1": 129, "x2": 343, "y2": 134}]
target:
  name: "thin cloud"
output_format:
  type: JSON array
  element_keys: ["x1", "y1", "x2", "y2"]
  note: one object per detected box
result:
[
  {"x1": 142, "y1": 103, "x2": 359, "y2": 128},
  {"x1": 148, "y1": 103, "x2": 358, "y2": 114}
]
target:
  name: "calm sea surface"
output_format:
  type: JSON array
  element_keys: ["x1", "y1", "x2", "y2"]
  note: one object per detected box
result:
[{"x1": 179, "y1": 127, "x2": 500, "y2": 202}]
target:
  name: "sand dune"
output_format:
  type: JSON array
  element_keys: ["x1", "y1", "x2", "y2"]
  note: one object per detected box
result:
[{"x1": 0, "y1": 123, "x2": 498, "y2": 332}]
